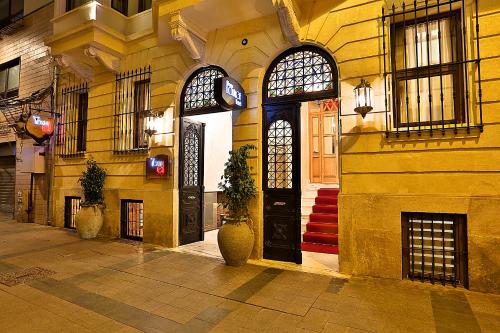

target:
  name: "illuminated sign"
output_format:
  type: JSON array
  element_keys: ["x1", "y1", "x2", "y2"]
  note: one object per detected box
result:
[
  {"x1": 214, "y1": 77, "x2": 247, "y2": 110},
  {"x1": 146, "y1": 155, "x2": 169, "y2": 179},
  {"x1": 25, "y1": 114, "x2": 55, "y2": 144}
]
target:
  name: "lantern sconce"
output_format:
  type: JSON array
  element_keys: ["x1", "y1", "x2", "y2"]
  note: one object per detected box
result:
[
  {"x1": 354, "y1": 79, "x2": 373, "y2": 118},
  {"x1": 144, "y1": 108, "x2": 165, "y2": 137}
]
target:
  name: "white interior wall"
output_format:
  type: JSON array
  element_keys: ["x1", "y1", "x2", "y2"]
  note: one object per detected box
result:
[{"x1": 186, "y1": 111, "x2": 232, "y2": 192}]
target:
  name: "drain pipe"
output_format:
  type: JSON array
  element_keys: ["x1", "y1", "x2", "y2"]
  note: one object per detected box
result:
[{"x1": 46, "y1": 61, "x2": 59, "y2": 226}]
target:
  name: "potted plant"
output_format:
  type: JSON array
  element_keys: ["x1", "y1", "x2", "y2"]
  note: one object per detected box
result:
[
  {"x1": 217, "y1": 144, "x2": 257, "y2": 266},
  {"x1": 75, "y1": 159, "x2": 106, "y2": 239}
]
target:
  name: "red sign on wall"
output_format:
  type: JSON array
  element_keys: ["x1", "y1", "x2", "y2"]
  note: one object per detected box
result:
[
  {"x1": 146, "y1": 155, "x2": 169, "y2": 179},
  {"x1": 25, "y1": 114, "x2": 55, "y2": 144}
]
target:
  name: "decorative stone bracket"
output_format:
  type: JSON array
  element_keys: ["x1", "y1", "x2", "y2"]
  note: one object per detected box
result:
[
  {"x1": 169, "y1": 11, "x2": 206, "y2": 62},
  {"x1": 84, "y1": 47, "x2": 121, "y2": 73},
  {"x1": 273, "y1": 0, "x2": 301, "y2": 46},
  {"x1": 55, "y1": 47, "x2": 120, "y2": 82}
]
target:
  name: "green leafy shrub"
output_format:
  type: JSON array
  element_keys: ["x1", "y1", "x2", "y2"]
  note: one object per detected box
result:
[
  {"x1": 79, "y1": 159, "x2": 106, "y2": 207},
  {"x1": 218, "y1": 144, "x2": 257, "y2": 221}
]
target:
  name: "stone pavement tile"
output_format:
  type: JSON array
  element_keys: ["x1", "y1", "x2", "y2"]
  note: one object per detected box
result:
[
  {"x1": 474, "y1": 312, "x2": 500, "y2": 333},
  {"x1": 260, "y1": 312, "x2": 302, "y2": 333},
  {"x1": 325, "y1": 310, "x2": 380, "y2": 333},
  {"x1": 176, "y1": 317, "x2": 214, "y2": 333},
  {"x1": 431, "y1": 290, "x2": 482, "y2": 332},
  {"x1": 466, "y1": 292, "x2": 500, "y2": 316},
  {"x1": 196, "y1": 306, "x2": 232, "y2": 324},
  {"x1": 225, "y1": 268, "x2": 282, "y2": 302},
  {"x1": 298, "y1": 308, "x2": 332, "y2": 332},
  {"x1": 151, "y1": 303, "x2": 197, "y2": 324}
]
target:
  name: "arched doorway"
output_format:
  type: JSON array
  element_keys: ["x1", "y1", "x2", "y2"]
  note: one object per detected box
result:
[
  {"x1": 179, "y1": 65, "x2": 230, "y2": 246},
  {"x1": 262, "y1": 45, "x2": 339, "y2": 264}
]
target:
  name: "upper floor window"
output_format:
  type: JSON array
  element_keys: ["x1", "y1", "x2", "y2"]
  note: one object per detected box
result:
[
  {"x1": 58, "y1": 83, "x2": 88, "y2": 156},
  {"x1": 392, "y1": 13, "x2": 461, "y2": 127},
  {"x1": 180, "y1": 66, "x2": 227, "y2": 116},
  {"x1": 383, "y1": 1, "x2": 483, "y2": 136},
  {"x1": 263, "y1": 46, "x2": 338, "y2": 103},
  {"x1": 66, "y1": 0, "x2": 90, "y2": 12},
  {"x1": 0, "y1": 58, "x2": 20, "y2": 100},
  {"x1": 0, "y1": 0, "x2": 23, "y2": 28},
  {"x1": 111, "y1": 0, "x2": 152, "y2": 16},
  {"x1": 114, "y1": 67, "x2": 151, "y2": 153}
]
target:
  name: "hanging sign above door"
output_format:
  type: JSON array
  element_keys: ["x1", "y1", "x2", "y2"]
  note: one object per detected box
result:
[
  {"x1": 25, "y1": 114, "x2": 55, "y2": 144},
  {"x1": 214, "y1": 77, "x2": 247, "y2": 110}
]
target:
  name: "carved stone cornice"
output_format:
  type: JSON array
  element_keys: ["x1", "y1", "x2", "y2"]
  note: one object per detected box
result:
[{"x1": 273, "y1": 0, "x2": 301, "y2": 46}]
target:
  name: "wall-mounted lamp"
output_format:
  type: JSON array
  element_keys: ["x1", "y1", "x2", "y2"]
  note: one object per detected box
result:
[
  {"x1": 145, "y1": 109, "x2": 165, "y2": 137},
  {"x1": 354, "y1": 79, "x2": 373, "y2": 118}
]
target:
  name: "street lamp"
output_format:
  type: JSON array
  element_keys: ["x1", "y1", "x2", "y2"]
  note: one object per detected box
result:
[{"x1": 354, "y1": 79, "x2": 373, "y2": 118}]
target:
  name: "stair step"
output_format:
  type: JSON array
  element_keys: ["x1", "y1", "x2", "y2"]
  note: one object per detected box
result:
[
  {"x1": 312, "y1": 204, "x2": 338, "y2": 214},
  {"x1": 303, "y1": 232, "x2": 338, "y2": 245},
  {"x1": 306, "y1": 222, "x2": 338, "y2": 234},
  {"x1": 315, "y1": 197, "x2": 338, "y2": 205},
  {"x1": 301, "y1": 242, "x2": 339, "y2": 254},
  {"x1": 318, "y1": 188, "x2": 340, "y2": 197},
  {"x1": 310, "y1": 213, "x2": 338, "y2": 223}
]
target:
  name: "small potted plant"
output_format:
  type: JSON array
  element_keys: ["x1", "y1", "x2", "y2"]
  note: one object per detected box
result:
[
  {"x1": 75, "y1": 159, "x2": 106, "y2": 239},
  {"x1": 217, "y1": 144, "x2": 257, "y2": 266}
]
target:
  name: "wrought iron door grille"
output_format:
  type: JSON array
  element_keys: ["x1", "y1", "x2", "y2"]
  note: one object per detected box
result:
[
  {"x1": 58, "y1": 83, "x2": 88, "y2": 157},
  {"x1": 114, "y1": 67, "x2": 151, "y2": 154},
  {"x1": 382, "y1": 0, "x2": 483, "y2": 137},
  {"x1": 402, "y1": 212, "x2": 468, "y2": 288},
  {"x1": 121, "y1": 200, "x2": 144, "y2": 240},
  {"x1": 181, "y1": 66, "x2": 226, "y2": 115},
  {"x1": 265, "y1": 47, "x2": 335, "y2": 99},
  {"x1": 64, "y1": 196, "x2": 81, "y2": 229},
  {"x1": 267, "y1": 120, "x2": 293, "y2": 189},
  {"x1": 183, "y1": 124, "x2": 200, "y2": 187}
]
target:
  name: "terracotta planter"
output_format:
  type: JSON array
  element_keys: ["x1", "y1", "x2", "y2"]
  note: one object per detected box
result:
[
  {"x1": 75, "y1": 206, "x2": 103, "y2": 239},
  {"x1": 217, "y1": 218, "x2": 254, "y2": 266}
]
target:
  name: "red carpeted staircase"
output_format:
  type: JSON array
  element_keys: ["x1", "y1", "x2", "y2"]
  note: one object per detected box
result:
[{"x1": 301, "y1": 188, "x2": 339, "y2": 254}]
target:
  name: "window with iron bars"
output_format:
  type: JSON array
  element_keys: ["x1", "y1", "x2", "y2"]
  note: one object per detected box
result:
[
  {"x1": 0, "y1": 58, "x2": 20, "y2": 99},
  {"x1": 121, "y1": 200, "x2": 144, "y2": 240},
  {"x1": 114, "y1": 67, "x2": 151, "y2": 153},
  {"x1": 58, "y1": 83, "x2": 88, "y2": 156},
  {"x1": 402, "y1": 212, "x2": 468, "y2": 288},
  {"x1": 64, "y1": 196, "x2": 81, "y2": 229},
  {"x1": 382, "y1": 0, "x2": 483, "y2": 137}
]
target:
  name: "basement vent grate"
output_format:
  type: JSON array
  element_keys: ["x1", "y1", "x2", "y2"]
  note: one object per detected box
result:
[{"x1": 0, "y1": 267, "x2": 55, "y2": 286}]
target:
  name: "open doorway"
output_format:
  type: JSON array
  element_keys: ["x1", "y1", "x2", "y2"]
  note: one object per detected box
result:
[
  {"x1": 178, "y1": 111, "x2": 232, "y2": 258},
  {"x1": 300, "y1": 100, "x2": 339, "y2": 272}
]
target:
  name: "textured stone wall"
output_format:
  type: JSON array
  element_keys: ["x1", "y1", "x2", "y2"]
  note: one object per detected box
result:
[{"x1": 0, "y1": 3, "x2": 54, "y2": 224}]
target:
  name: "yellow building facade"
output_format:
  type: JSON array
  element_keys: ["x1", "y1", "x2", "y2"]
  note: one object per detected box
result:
[{"x1": 46, "y1": 0, "x2": 499, "y2": 293}]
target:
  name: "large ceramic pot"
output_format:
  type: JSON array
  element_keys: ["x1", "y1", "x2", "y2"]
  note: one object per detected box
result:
[
  {"x1": 217, "y1": 218, "x2": 254, "y2": 266},
  {"x1": 75, "y1": 206, "x2": 103, "y2": 239}
]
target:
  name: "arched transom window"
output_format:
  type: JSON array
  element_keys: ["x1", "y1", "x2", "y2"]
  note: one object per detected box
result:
[
  {"x1": 265, "y1": 46, "x2": 337, "y2": 101},
  {"x1": 181, "y1": 65, "x2": 227, "y2": 115}
]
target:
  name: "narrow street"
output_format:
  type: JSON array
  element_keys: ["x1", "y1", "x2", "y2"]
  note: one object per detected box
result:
[{"x1": 0, "y1": 217, "x2": 497, "y2": 333}]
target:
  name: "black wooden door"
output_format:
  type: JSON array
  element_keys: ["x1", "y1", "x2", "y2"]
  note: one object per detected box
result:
[
  {"x1": 179, "y1": 118, "x2": 205, "y2": 245},
  {"x1": 263, "y1": 103, "x2": 302, "y2": 264}
]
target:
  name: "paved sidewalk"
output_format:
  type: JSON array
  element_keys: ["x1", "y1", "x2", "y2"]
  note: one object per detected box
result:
[{"x1": 0, "y1": 218, "x2": 498, "y2": 332}]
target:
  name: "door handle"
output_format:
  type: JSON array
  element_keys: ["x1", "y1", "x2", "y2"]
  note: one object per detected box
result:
[
  {"x1": 273, "y1": 201, "x2": 286, "y2": 206},
  {"x1": 188, "y1": 196, "x2": 196, "y2": 200}
]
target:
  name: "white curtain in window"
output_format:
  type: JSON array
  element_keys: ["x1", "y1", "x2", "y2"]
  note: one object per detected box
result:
[{"x1": 405, "y1": 18, "x2": 452, "y2": 68}]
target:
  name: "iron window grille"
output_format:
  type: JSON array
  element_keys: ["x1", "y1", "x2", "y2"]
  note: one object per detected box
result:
[
  {"x1": 0, "y1": 0, "x2": 23, "y2": 29},
  {"x1": 58, "y1": 83, "x2": 88, "y2": 157},
  {"x1": 114, "y1": 67, "x2": 151, "y2": 154},
  {"x1": 64, "y1": 196, "x2": 81, "y2": 229},
  {"x1": 121, "y1": 199, "x2": 144, "y2": 240},
  {"x1": 0, "y1": 58, "x2": 20, "y2": 100},
  {"x1": 402, "y1": 212, "x2": 468, "y2": 288},
  {"x1": 382, "y1": 0, "x2": 483, "y2": 137},
  {"x1": 263, "y1": 46, "x2": 338, "y2": 104},
  {"x1": 180, "y1": 66, "x2": 227, "y2": 116}
]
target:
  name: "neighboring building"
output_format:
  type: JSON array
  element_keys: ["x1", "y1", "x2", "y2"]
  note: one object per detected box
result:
[
  {"x1": 0, "y1": 0, "x2": 54, "y2": 224},
  {"x1": 46, "y1": 0, "x2": 499, "y2": 293}
]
